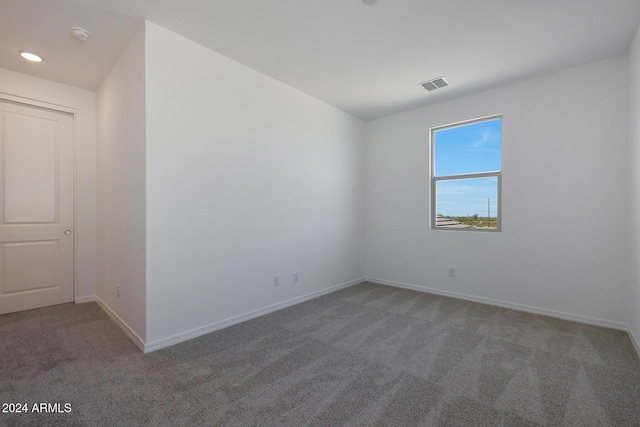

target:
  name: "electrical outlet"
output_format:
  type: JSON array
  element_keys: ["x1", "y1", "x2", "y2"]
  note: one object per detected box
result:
[
  {"x1": 273, "y1": 275, "x2": 280, "y2": 287},
  {"x1": 448, "y1": 268, "x2": 455, "y2": 278},
  {"x1": 117, "y1": 285, "x2": 120, "y2": 298},
  {"x1": 293, "y1": 272, "x2": 299, "y2": 282}
]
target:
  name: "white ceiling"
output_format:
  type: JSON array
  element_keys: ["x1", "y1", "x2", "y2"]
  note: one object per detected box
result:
[
  {"x1": 1, "y1": 0, "x2": 640, "y2": 121},
  {"x1": 0, "y1": 0, "x2": 142, "y2": 92}
]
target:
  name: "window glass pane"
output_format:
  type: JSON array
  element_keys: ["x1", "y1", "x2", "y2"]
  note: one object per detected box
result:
[
  {"x1": 435, "y1": 177, "x2": 499, "y2": 229},
  {"x1": 434, "y1": 118, "x2": 501, "y2": 177}
]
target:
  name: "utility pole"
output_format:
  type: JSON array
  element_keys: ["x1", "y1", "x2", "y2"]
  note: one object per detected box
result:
[{"x1": 488, "y1": 198, "x2": 490, "y2": 228}]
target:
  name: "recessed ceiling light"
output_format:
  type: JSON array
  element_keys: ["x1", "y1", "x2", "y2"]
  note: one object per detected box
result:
[{"x1": 19, "y1": 51, "x2": 43, "y2": 62}]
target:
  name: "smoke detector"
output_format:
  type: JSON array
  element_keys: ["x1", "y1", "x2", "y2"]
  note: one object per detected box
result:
[
  {"x1": 419, "y1": 77, "x2": 449, "y2": 92},
  {"x1": 71, "y1": 27, "x2": 90, "y2": 41}
]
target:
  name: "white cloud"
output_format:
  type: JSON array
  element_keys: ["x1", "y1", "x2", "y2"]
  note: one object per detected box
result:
[{"x1": 471, "y1": 129, "x2": 492, "y2": 148}]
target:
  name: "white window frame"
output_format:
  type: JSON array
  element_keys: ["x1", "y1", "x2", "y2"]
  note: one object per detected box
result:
[{"x1": 430, "y1": 114, "x2": 502, "y2": 232}]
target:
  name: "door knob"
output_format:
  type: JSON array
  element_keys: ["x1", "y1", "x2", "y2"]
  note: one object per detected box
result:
[{"x1": 64, "y1": 230, "x2": 71, "y2": 235}]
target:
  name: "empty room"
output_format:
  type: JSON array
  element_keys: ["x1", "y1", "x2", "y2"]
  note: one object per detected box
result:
[{"x1": 1, "y1": 0, "x2": 640, "y2": 425}]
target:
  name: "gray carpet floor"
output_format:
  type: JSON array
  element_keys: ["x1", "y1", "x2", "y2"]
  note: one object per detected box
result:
[{"x1": 1, "y1": 281, "x2": 639, "y2": 426}]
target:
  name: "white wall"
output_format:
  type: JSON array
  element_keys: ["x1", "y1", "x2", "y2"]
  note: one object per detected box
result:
[
  {"x1": 144, "y1": 22, "x2": 365, "y2": 346},
  {"x1": 628, "y1": 25, "x2": 640, "y2": 351},
  {"x1": 0, "y1": 68, "x2": 97, "y2": 303},
  {"x1": 365, "y1": 56, "x2": 629, "y2": 327},
  {"x1": 96, "y1": 27, "x2": 146, "y2": 345}
]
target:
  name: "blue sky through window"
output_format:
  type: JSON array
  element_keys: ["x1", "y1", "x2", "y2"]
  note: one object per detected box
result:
[
  {"x1": 434, "y1": 118, "x2": 501, "y2": 218},
  {"x1": 436, "y1": 177, "x2": 498, "y2": 218}
]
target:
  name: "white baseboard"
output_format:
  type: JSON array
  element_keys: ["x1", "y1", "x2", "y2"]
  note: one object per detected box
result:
[
  {"x1": 92, "y1": 276, "x2": 640, "y2": 360},
  {"x1": 365, "y1": 277, "x2": 629, "y2": 332},
  {"x1": 628, "y1": 326, "x2": 640, "y2": 359},
  {"x1": 144, "y1": 277, "x2": 365, "y2": 353},
  {"x1": 95, "y1": 297, "x2": 145, "y2": 353},
  {"x1": 74, "y1": 295, "x2": 96, "y2": 304}
]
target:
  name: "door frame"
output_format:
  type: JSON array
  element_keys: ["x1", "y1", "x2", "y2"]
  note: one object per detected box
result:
[{"x1": 0, "y1": 92, "x2": 77, "y2": 303}]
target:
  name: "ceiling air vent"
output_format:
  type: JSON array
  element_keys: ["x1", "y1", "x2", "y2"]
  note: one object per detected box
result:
[{"x1": 420, "y1": 77, "x2": 448, "y2": 92}]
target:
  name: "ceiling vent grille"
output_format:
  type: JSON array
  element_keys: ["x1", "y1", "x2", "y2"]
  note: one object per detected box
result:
[{"x1": 420, "y1": 77, "x2": 448, "y2": 92}]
